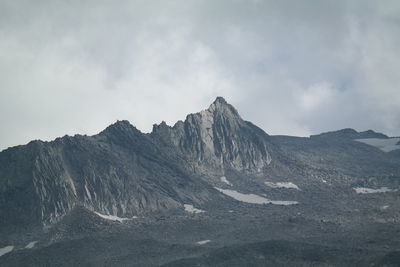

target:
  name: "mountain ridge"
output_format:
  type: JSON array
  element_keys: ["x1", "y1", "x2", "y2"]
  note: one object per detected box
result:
[
  {"x1": 1, "y1": 97, "x2": 399, "y2": 230},
  {"x1": 1, "y1": 97, "x2": 283, "y2": 231},
  {"x1": 1, "y1": 96, "x2": 396, "y2": 154},
  {"x1": 1, "y1": 97, "x2": 400, "y2": 266}
]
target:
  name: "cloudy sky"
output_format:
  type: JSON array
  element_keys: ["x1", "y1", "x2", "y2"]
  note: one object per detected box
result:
[{"x1": 1, "y1": 0, "x2": 400, "y2": 150}]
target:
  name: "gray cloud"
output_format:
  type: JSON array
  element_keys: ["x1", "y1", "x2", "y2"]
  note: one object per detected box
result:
[{"x1": 1, "y1": 0, "x2": 400, "y2": 150}]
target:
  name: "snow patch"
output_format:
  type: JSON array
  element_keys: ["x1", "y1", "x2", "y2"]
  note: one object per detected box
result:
[
  {"x1": 196, "y1": 240, "x2": 211, "y2": 245},
  {"x1": 184, "y1": 204, "x2": 205, "y2": 214},
  {"x1": 264, "y1": 182, "x2": 300, "y2": 190},
  {"x1": 215, "y1": 188, "x2": 269, "y2": 204},
  {"x1": 94, "y1": 211, "x2": 132, "y2": 222},
  {"x1": 355, "y1": 138, "x2": 400, "y2": 152},
  {"x1": 25, "y1": 241, "x2": 38, "y2": 249},
  {"x1": 214, "y1": 188, "x2": 298, "y2": 205},
  {"x1": 0, "y1": 246, "x2": 13, "y2": 257},
  {"x1": 268, "y1": 200, "x2": 299, "y2": 205},
  {"x1": 220, "y1": 176, "x2": 233, "y2": 186},
  {"x1": 353, "y1": 187, "x2": 398, "y2": 194}
]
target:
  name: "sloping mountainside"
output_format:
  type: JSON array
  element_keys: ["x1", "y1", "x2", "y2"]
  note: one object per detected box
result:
[
  {"x1": 1, "y1": 97, "x2": 400, "y2": 266},
  {"x1": 0, "y1": 119, "x2": 217, "y2": 230}
]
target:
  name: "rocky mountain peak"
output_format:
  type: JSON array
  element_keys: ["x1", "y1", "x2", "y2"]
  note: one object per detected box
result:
[
  {"x1": 203, "y1": 97, "x2": 241, "y2": 122},
  {"x1": 213, "y1": 96, "x2": 227, "y2": 104},
  {"x1": 152, "y1": 97, "x2": 272, "y2": 173},
  {"x1": 208, "y1": 96, "x2": 233, "y2": 112},
  {"x1": 100, "y1": 120, "x2": 142, "y2": 138},
  {"x1": 103, "y1": 120, "x2": 135, "y2": 131},
  {"x1": 188, "y1": 97, "x2": 244, "y2": 138}
]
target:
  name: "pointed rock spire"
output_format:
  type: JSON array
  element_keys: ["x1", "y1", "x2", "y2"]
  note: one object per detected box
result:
[
  {"x1": 152, "y1": 96, "x2": 272, "y2": 172},
  {"x1": 206, "y1": 97, "x2": 241, "y2": 119}
]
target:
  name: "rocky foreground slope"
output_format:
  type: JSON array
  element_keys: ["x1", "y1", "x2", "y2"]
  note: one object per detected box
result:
[{"x1": 0, "y1": 97, "x2": 399, "y2": 266}]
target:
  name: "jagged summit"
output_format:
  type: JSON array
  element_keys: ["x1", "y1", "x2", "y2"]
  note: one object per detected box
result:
[
  {"x1": 99, "y1": 120, "x2": 143, "y2": 140},
  {"x1": 205, "y1": 96, "x2": 241, "y2": 121},
  {"x1": 191, "y1": 97, "x2": 244, "y2": 133},
  {"x1": 213, "y1": 96, "x2": 227, "y2": 104},
  {"x1": 207, "y1": 96, "x2": 239, "y2": 115},
  {"x1": 1, "y1": 96, "x2": 400, "y2": 267},
  {"x1": 102, "y1": 120, "x2": 135, "y2": 131},
  {"x1": 152, "y1": 97, "x2": 243, "y2": 133},
  {"x1": 152, "y1": 96, "x2": 272, "y2": 172}
]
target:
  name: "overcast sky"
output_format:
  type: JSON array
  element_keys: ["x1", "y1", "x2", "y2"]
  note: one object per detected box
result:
[{"x1": 1, "y1": 0, "x2": 400, "y2": 150}]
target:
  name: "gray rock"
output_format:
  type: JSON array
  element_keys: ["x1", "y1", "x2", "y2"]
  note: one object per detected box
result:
[
  {"x1": 1, "y1": 97, "x2": 400, "y2": 267},
  {"x1": 0, "y1": 120, "x2": 216, "y2": 230},
  {"x1": 152, "y1": 97, "x2": 272, "y2": 174}
]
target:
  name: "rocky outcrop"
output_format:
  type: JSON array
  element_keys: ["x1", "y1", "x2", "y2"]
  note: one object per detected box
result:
[
  {"x1": 2, "y1": 98, "x2": 400, "y2": 267},
  {"x1": 0, "y1": 97, "x2": 277, "y2": 229},
  {"x1": 0, "y1": 120, "x2": 215, "y2": 229},
  {"x1": 4, "y1": 97, "x2": 396, "y2": 232},
  {"x1": 152, "y1": 97, "x2": 272, "y2": 173}
]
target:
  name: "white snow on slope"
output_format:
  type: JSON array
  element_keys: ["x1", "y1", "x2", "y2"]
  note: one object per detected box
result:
[
  {"x1": 264, "y1": 182, "x2": 300, "y2": 190},
  {"x1": 184, "y1": 204, "x2": 205, "y2": 214},
  {"x1": 0, "y1": 246, "x2": 14, "y2": 257},
  {"x1": 94, "y1": 212, "x2": 132, "y2": 222},
  {"x1": 25, "y1": 241, "x2": 38, "y2": 249},
  {"x1": 355, "y1": 138, "x2": 400, "y2": 152},
  {"x1": 214, "y1": 188, "x2": 298, "y2": 205},
  {"x1": 268, "y1": 200, "x2": 299, "y2": 205},
  {"x1": 220, "y1": 176, "x2": 233, "y2": 186},
  {"x1": 354, "y1": 187, "x2": 398, "y2": 194},
  {"x1": 196, "y1": 240, "x2": 211, "y2": 245}
]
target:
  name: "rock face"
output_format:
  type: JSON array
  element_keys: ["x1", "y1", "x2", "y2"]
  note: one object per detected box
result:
[
  {"x1": 1, "y1": 97, "x2": 400, "y2": 267},
  {"x1": 1, "y1": 96, "x2": 399, "y2": 235},
  {"x1": 0, "y1": 97, "x2": 277, "y2": 231},
  {"x1": 0, "y1": 120, "x2": 215, "y2": 230},
  {"x1": 152, "y1": 97, "x2": 272, "y2": 173}
]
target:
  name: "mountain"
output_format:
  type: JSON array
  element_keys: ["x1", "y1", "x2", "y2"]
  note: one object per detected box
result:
[
  {"x1": 0, "y1": 119, "x2": 218, "y2": 231},
  {"x1": 152, "y1": 97, "x2": 272, "y2": 173},
  {"x1": 1, "y1": 97, "x2": 399, "y2": 266}
]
